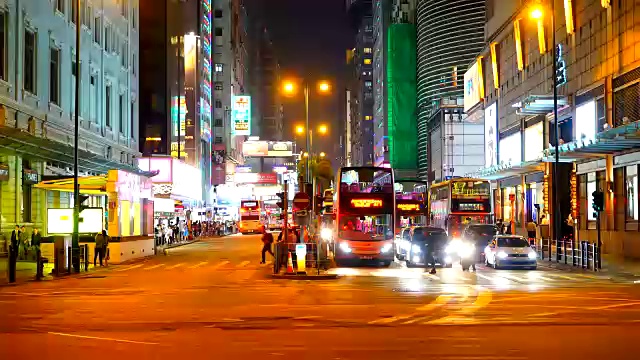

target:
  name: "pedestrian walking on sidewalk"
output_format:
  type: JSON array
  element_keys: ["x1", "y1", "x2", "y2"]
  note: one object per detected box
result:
[
  {"x1": 19, "y1": 225, "x2": 28, "y2": 260},
  {"x1": 94, "y1": 230, "x2": 108, "y2": 267},
  {"x1": 260, "y1": 226, "x2": 274, "y2": 264}
]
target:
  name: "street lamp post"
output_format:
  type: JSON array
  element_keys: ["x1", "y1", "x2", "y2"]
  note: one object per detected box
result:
[{"x1": 304, "y1": 82, "x2": 311, "y2": 183}]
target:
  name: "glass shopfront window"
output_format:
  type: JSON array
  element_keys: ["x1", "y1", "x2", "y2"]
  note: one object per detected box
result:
[
  {"x1": 627, "y1": 165, "x2": 638, "y2": 221},
  {"x1": 587, "y1": 172, "x2": 596, "y2": 221}
]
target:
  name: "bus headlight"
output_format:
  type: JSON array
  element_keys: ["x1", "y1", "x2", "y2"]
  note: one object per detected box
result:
[
  {"x1": 339, "y1": 242, "x2": 352, "y2": 253},
  {"x1": 411, "y1": 244, "x2": 422, "y2": 253},
  {"x1": 320, "y1": 228, "x2": 333, "y2": 241},
  {"x1": 381, "y1": 243, "x2": 392, "y2": 253}
]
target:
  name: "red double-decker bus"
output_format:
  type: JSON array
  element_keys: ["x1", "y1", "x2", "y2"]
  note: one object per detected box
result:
[
  {"x1": 333, "y1": 166, "x2": 395, "y2": 267},
  {"x1": 394, "y1": 179, "x2": 428, "y2": 235},
  {"x1": 428, "y1": 178, "x2": 493, "y2": 239}
]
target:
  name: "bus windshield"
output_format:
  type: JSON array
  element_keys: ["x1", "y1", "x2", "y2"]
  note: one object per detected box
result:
[
  {"x1": 240, "y1": 201, "x2": 260, "y2": 221},
  {"x1": 338, "y1": 214, "x2": 393, "y2": 241}
]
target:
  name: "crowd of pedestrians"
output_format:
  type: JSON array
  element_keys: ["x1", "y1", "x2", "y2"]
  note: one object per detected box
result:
[
  {"x1": 154, "y1": 219, "x2": 239, "y2": 246},
  {"x1": 9, "y1": 225, "x2": 42, "y2": 261}
]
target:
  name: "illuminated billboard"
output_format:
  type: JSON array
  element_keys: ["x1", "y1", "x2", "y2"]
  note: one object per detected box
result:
[
  {"x1": 524, "y1": 122, "x2": 544, "y2": 161},
  {"x1": 464, "y1": 60, "x2": 484, "y2": 112},
  {"x1": 47, "y1": 208, "x2": 104, "y2": 234},
  {"x1": 232, "y1": 95, "x2": 251, "y2": 135},
  {"x1": 242, "y1": 141, "x2": 294, "y2": 157},
  {"x1": 484, "y1": 102, "x2": 497, "y2": 168}
]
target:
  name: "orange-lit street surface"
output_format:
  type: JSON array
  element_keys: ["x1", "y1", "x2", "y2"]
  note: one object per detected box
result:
[{"x1": 2, "y1": 235, "x2": 640, "y2": 359}]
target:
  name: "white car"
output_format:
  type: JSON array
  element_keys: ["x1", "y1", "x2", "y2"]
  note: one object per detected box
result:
[{"x1": 484, "y1": 235, "x2": 537, "y2": 270}]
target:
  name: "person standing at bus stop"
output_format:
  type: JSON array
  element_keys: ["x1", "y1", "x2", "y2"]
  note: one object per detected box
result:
[{"x1": 260, "y1": 226, "x2": 274, "y2": 264}]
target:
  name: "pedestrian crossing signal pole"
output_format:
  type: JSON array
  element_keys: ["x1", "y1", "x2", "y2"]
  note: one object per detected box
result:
[{"x1": 592, "y1": 190, "x2": 604, "y2": 269}]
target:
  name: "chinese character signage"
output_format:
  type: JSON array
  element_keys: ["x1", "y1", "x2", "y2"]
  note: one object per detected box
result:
[{"x1": 232, "y1": 95, "x2": 251, "y2": 136}]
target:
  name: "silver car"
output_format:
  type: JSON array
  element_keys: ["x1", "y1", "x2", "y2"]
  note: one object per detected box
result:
[{"x1": 484, "y1": 235, "x2": 537, "y2": 270}]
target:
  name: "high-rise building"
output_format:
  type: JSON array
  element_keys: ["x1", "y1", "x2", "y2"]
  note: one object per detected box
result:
[
  {"x1": 416, "y1": 0, "x2": 485, "y2": 181},
  {"x1": 346, "y1": 0, "x2": 374, "y2": 166},
  {"x1": 140, "y1": 0, "x2": 214, "y2": 201},
  {"x1": 248, "y1": 25, "x2": 284, "y2": 142},
  {"x1": 372, "y1": 0, "x2": 391, "y2": 167},
  {"x1": 0, "y1": 0, "x2": 140, "y2": 235}
]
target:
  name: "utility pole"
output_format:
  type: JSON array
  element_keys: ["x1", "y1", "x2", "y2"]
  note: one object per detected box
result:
[{"x1": 72, "y1": 0, "x2": 81, "y2": 272}]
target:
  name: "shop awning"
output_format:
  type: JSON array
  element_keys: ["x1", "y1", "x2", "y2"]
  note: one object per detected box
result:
[
  {"x1": 467, "y1": 160, "x2": 545, "y2": 181},
  {"x1": 513, "y1": 95, "x2": 570, "y2": 116},
  {"x1": 542, "y1": 120, "x2": 640, "y2": 162},
  {"x1": 35, "y1": 176, "x2": 108, "y2": 195},
  {"x1": 0, "y1": 127, "x2": 151, "y2": 176}
]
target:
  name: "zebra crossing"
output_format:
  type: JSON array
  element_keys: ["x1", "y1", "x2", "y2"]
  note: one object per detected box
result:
[{"x1": 108, "y1": 259, "x2": 274, "y2": 273}]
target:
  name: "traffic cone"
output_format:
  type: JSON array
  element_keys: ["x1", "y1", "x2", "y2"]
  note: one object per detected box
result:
[{"x1": 286, "y1": 252, "x2": 294, "y2": 274}]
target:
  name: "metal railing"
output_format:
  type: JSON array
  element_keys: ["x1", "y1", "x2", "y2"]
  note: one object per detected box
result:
[
  {"x1": 535, "y1": 238, "x2": 601, "y2": 271},
  {"x1": 273, "y1": 239, "x2": 330, "y2": 275}
]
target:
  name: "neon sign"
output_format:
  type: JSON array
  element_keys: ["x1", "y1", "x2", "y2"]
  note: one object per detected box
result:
[
  {"x1": 350, "y1": 199, "x2": 383, "y2": 208},
  {"x1": 397, "y1": 203, "x2": 420, "y2": 212}
]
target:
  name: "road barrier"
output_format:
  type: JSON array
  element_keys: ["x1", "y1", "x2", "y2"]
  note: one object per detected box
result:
[
  {"x1": 535, "y1": 238, "x2": 600, "y2": 271},
  {"x1": 273, "y1": 240, "x2": 330, "y2": 275}
]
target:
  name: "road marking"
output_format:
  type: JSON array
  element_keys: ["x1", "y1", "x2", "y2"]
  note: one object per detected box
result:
[
  {"x1": 416, "y1": 294, "x2": 452, "y2": 312},
  {"x1": 166, "y1": 263, "x2": 185, "y2": 270},
  {"x1": 212, "y1": 260, "x2": 230, "y2": 270},
  {"x1": 237, "y1": 260, "x2": 250, "y2": 268},
  {"x1": 48, "y1": 332, "x2": 158, "y2": 345},
  {"x1": 115, "y1": 264, "x2": 144, "y2": 272},
  {"x1": 549, "y1": 274, "x2": 573, "y2": 281},
  {"x1": 368, "y1": 314, "x2": 414, "y2": 324},
  {"x1": 189, "y1": 261, "x2": 209, "y2": 269},
  {"x1": 424, "y1": 273, "x2": 440, "y2": 281},
  {"x1": 575, "y1": 273, "x2": 602, "y2": 280},
  {"x1": 143, "y1": 264, "x2": 165, "y2": 270},
  {"x1": 473, "y1": 273, "x2": 494, "y2": 282}
]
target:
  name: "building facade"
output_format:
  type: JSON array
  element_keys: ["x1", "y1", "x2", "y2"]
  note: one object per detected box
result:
[
  {"x1": 0, "y1": 0, "x2": 140, "y2": 242},
  {"x1": 140, "y1": 0, "x2": 213, "y2": 202},
  {"x1": 372, "y1": 0, "x2": 390, "y2": 166},
  {"x1": 466, "y1": 0, "x2": 640, "y2": 258},
  {"x1": 415, "y1": 0, "x2": 486, "y2": 181},
  {"x1": 347, "y1": 0, "x2": 374, "y2": 166}
]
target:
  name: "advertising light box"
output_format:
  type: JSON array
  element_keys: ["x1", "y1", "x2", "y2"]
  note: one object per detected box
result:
[
  {"x1": 232, "y1": 95, "x2": 251, "y2": 136},
  {"x1": 484, "y1": 103, "x2": 498, "y2": 168},
  {"x1": 524, "y1": 122, "x2": 544, "y2": 161},
  {"x1": 464, "y1": 61, "x2": 484, "y2": 112},
  {"x1": 47, "y1": 208, "x2": 104, "y2": 235},
  {"x1": 499, "y1": 132, "x2": 522, "y2": 165}
]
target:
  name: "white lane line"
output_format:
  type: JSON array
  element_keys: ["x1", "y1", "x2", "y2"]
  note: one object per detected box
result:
[
  {"x1": 188, "y1": 261, "x2": 209, "y2": 269},
  {"x1": 424, "y1": 273, "x2": 440, "y2": 281},
  {"x1": 165, "y1": 263, "x2": 185, "y2": 270},
  {"x1": 474, "y1": 273, "x2": 494, "y2": 282},
  {"x1": 237, "y1": 260, "x2": 250, "y2": 268},
  {"x1": 48, "y1": 332, "x2": 158, "y2": 345},
  {"x1": 212, "y1": 260, "x2": 230, "y2": 270},
  {"x1": 143, "y1": 264, "x2": 165, "y2": 271},
  {"x1": 114, "y1": 264, "x2": 144, "y2": 272}
]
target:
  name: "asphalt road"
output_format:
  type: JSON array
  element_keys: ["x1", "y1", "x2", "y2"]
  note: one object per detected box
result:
[{"x1": 2, "y1": 234, "x2": 640, "y2": 359}]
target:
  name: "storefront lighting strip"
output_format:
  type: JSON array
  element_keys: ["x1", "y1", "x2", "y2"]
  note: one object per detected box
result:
[
  {"x1": 537, "y1": 18, "x2": 546, "y2": 54},
  {"x1": 490, "y1": 42, "x2": 499, "y2": 89},
  {"x1": 601, "y1": 0, "x2": 610, "y2": 8},
  {"x1": 476, "y1": 56, "x2": 485, "y2": 99},
  {"x1": 513, "y1": 19, "x2": 524, "y2": 71},
  {"x1": 564, "y1": 0, "x2": 575, "y2": 34}
]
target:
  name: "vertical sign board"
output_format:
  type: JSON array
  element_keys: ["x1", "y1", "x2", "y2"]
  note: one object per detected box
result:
[{"x1": 232, "y1": 95, "x2": 251, "y2": 136}]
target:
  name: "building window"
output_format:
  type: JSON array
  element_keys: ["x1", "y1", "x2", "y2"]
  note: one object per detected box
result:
[
  {"x1": 214, "y1": 9, "x2": 223, "y2": 18},
  {"x1": 132, "y1": 5, "x2": 137, "y2": 29},
  {"x1": 215, "y1": 136, "x2": 223, "y2": 144},
  {"x1": 121, "y1": 41, "x2": 128, "y2": 68},
  {"x1": 71, "y1": 0, "x2": 78, "y2": 23},
  {"x1": 71, "y1": 59, "x2": 78, "y2": 112},
  {"x1": 94, "y1": 16, "x2": 101, "y2": 44},
  {"x1": 24, "y1": 29, "x2": 36, "y2": 94},
  {"x1": 120, "y1": 0, "x2": 128, "y2": 18},
  {"x1": 0, "y1": 11, "x2": 5, "y2": 81},
  {"x1": 84, "y1": 3, "x2": 92, "y2": 27},
  {"x1": 214, "y1": 118, "x2": 223, "y2": 127},
  {"x1": 104, "y1": 23, "x2": 110, "y2": 52},
  {"x1": 56, "y1": 0, "x2": 65, "y2": 14},
  {"x1": 130, "y1": 101, "x2": 135, "y2": 138},
  {"x1": 215, "y1": 100, "x2": 222, "y2": 108},
  {"x1": 587, "y1": 172, "x2": 596, "y2": 221},
  {"x1": 363, "y1": 47, "x2": 372, "y2": 53},
  {"x1": 215, "y1": 63, "x2": 223, "y2": 72},
  {"x1": 627, "y1": 166, "x2": 638, "y2": 221},
  {"x1": 119, "y1": 94, "x2": 125, "y2": 134},
  {"x1": 90, "y1": 75, "x2": 97, "y2": 121},
  {"x1": 365, "y1": 81, "x2": 372, "y2": 87},
  {"x1": 215, "y1": 27, "x2": 222, "y2": 36},
  {"x1": 131, "y1": 53, "x2": 136, "y2": 75},
  {"x1": 214, "y1": 82, "x2": 223, "y2": 91},
  {"x1": 364, "y1": 115, "x2": 372, "y2": 120},
  {"x1": 105, "y1": 85, "x2": 112, "y2": 127},
  {"x1": 364, "y1": 58, "x2": 372, "y2": 65}
]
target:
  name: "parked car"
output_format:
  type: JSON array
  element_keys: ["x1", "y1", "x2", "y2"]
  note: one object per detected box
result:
[{"x1": 484, "y1": 235, "x2": 537, "y2": 270}]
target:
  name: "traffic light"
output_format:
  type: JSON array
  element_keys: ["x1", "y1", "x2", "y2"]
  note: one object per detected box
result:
[
  {"x1": 276, "y1": 192, "x2": 286, "y2": 210},
  {"x1": 592, "y1": 190, "x2": 604, "y2": 212},
  {"x1": 78, "y1": 194, "x2": 91, "y2": 213}
]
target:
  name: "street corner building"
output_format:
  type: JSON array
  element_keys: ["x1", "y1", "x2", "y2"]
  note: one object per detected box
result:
[
  {"x1": 462, "y1": 0, "x2": 640, "y2": 259},
  {"x1": 0, "y1": 1, "x2": 146, "y2": 259}
]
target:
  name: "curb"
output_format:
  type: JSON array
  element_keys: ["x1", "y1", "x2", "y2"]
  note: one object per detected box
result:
[{"x1": 270, "y1": 273, "x2": 339, "y2": 280}]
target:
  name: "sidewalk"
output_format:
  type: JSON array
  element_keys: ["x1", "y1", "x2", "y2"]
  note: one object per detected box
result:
[
  {"x1": 537, "y1": 254, "x2": 640, "y2": 278},
  {"x1": 0, "y1": 259, "x2": 55, "y2": 285}
]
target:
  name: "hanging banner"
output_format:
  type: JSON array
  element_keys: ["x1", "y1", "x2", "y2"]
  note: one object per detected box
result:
[{"x1": 232, "y1": 95, "x2": 251, "y2": 136}]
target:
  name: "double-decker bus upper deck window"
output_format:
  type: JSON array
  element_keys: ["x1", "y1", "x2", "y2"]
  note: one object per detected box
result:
[{"x1": 340, "y1": 168, "x2": 393, "y2": 194}]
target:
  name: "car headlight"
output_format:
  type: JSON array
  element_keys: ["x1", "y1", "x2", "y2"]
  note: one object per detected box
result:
[
  {"x1": 320, "y1": 228, "x2": 333, "y2": 241},
  {"x1": 458, "y1": 243, "x2": 475, "y2": 258},
  {"x1": 528, "y1": 251, "x2": 537, "y2": 259},
  {"x1": 402, "y1": 241, "x2": 411, "y2": 251},
  {"x1": 411, "y1": 244, "x2": 422, "y2": 253},
  {"x1": 446, "y1": 239, "x2": 462, "y2": 254},
  {"x1": 339, "y1": 242, "x2": 352, "y2": 253},
  {"x1": 497, "y1": 251, "x2": 508, "y2": 259},
  {"x1": 381, "y1": 243, "x2": 392, "y2": 253}
]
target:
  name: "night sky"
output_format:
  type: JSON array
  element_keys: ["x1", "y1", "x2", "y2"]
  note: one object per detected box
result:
[{"x1": 245, "y1": 0, "x2": 354, "y2": 161}]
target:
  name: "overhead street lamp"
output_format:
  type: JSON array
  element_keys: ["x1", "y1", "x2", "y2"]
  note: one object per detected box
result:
[
  {"x1": 283, "y1": 78, "x2": 331, "y2": 183},
  {"x1": 529, "y1": 1, "x2": 562, "y2": 261}
]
